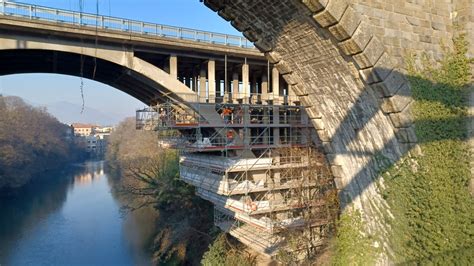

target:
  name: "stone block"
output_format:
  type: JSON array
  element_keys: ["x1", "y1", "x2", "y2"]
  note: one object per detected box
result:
[
  {"x1": 230, "y1": 17, "x2": 250, "y2": 32},
  {"x1": 305, "y1": 106, "x2": 322, "y2": 119},
  {"x1": 316, "y1": 129, "x2": 331, "y2": 141},
  {"x1": 419, "y1": 35, "x2": 432, "y2": 43},
  {"x1": 338, "y1": 21, "x2": 372, "y2": 55},
  {"x1": 389, "y1": 102, "x2": 413, "y2": 128},
  {"x1": 328, "y1": 6, "x2": 361, "y2": 41},
  {"x1": 381, "y1": 83, "x2": 412, "y2": 113},
  {"x1": 312, "y1": 117, "x2": 325, "y2": 130},
  {"x1": 312, "y1": 0, "x2": 348, "y2": 28},
  {"x1": 254, "y1": 38, "x2": 272, "y2": 52},
  {"x1": 326, "y1": 153, "x2": 337, "y2": 165},
  {"x1": 275, "y1": 60, "x2": 292, "y2": 75},
  {"x1": 321, "y1": 141, "x2": 334, "y2": 154},
  {"x1": 394, "y1": 126, "x2": 417, "y2": 143},
  {"x1": 331, "y1": 165, "x2": 344, "y2": 178},
  {"x1": 282, "y1": 73, "x2": 299, "y2": 85},
  {"x1": 372, "y1": 69, "x2": 407, "y2": 97},
  {"x1": 353, "y1": 37, "x2": 384, "y2": 69},
  {"x1": 203, "y1": 0, "x2": 225, "y2": 12},
  {"x1": 292, "y1": 84, "x2": 309, "y2": 96},
  {"x1": 359, "y1": 67, "x2": 381, "y2": 84},
  {"x1": 299, "y1": 96, "x2": 312, "y2": 107},
  {"x1": 264, "y1": 51, "x2": 281, "y2": 64},
  {"x1": 301, "y1": 0, "x2": 329, "y2": 13},
  {"x1": 372, "y1": 53, "x2": 396, "y2": 81},
  {"x1": 242, "y1": 29, "x2": 257, "y2": 42},
  {"x1": 217, "y1": 7, "x2": 235, "y2": 21},
  {"x1": 333, "y1": 177, "x2": 344, "y2": 189}
]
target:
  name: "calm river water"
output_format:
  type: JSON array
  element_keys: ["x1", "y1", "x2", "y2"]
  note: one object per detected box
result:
[{"x1": 0, "y1": 161, "x2": 157, "y2": 266}]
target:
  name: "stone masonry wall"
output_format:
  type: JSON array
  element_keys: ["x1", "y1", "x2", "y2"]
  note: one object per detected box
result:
[
  {"x1": 351, "y1": 0, "x2": 456, "y2": 67},
  {"x1": 203, "y1": 0, "x2": 468, "y2": 260}
]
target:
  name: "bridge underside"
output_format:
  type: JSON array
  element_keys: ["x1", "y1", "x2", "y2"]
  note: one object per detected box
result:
[{"x1": 0, "y1": 49, "x2": 160, "y2": 104}]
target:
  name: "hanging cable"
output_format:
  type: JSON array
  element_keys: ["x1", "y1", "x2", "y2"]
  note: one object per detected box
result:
[
  {"x1": 92, "y1": 0, "x2": 99, "y2": 79},
  {"x1": 79, "y1": 49, "x2": 85, "y2": 114},
  {"x1": 79, "y1": 0, "x2": 85, "y2": 114}
]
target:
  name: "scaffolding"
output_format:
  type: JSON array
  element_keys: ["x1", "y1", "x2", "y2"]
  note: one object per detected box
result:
[{"x1": 136, "y1": 92, "x2": 337, "y2": 260}]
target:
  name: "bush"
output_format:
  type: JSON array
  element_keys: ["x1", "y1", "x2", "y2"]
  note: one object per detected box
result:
[
  {"x1": 331, "y1": 210, "x2": 376, "y2": 266},
  {"x1": 202, "y1": 233, "x2": 255, "y2": 266}
]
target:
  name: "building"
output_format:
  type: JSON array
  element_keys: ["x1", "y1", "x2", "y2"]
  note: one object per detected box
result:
[
  {"x1": 71, "y1": 123, "x2": 96, "y2": 137},
  {"x1": 71, "y1": 123, "x2": 113, "y2": 157}
]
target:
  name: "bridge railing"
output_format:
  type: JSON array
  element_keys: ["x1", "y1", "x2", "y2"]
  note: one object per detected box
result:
[{"x1": 0, "y1": 0, "x2": 254, "y2": 48}]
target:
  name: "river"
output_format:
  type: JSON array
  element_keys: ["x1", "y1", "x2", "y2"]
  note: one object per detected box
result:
[{"x1": 0, "y1": 161, "x2": 158, "y2": 266}]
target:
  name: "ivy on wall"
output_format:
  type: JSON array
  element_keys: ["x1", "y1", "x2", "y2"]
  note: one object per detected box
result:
[{"x1": 382, "y1": 34, "x2": 474, "y2": 263}]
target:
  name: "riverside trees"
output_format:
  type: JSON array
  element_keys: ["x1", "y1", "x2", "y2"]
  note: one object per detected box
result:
[
  {"x1": 0, "y1": 95, "x2": 85, "y2": 190},
  {"x1": 106, "y1": 117, "x2": 215, "y2": 265}
]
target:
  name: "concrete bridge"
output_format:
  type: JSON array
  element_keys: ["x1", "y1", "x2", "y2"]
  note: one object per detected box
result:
[
  {"x1": 1, "y1": 0, "x2": 473, "y2": 261},
  {"x1": 0, "y1": 1, "x2": 268, "y2": 107}
]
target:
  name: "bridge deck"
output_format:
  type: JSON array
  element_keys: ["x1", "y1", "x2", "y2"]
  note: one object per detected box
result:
[{"x1": 0, "y1": 0, "x2": 263, "y2": 60}]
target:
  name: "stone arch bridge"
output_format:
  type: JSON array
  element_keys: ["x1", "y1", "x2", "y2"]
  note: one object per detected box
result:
[{"x1": 201, "y1": 0, "x2": 473, "y2": 234}]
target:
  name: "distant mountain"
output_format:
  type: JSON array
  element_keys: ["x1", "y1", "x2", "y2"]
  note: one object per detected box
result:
[{"x1": 40, "y1": 101, "x2": 127, "y2": 126}]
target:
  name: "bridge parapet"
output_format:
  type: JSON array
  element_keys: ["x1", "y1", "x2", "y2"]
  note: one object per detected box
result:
[{"x1": 0, "y1": 0, "x2": 253, "y2": 48}]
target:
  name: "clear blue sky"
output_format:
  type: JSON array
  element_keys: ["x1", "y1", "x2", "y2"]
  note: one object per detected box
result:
[{"x1": 0, "y1": 0, "x2": 242, "y2": 124}]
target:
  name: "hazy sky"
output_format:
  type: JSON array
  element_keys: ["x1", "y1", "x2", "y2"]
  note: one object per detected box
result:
[{"x1": 0, "y1": 0, "x2": 242, "y2": 124}]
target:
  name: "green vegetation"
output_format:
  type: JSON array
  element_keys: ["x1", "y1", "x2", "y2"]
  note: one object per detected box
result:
[
  {"x1": 107, "y1": 118, "x2": 214, "y2": 265},
  {"x1": 0, "y1": 95, "x2": 85, "y2": 190},
  {"x1": 201, "y1": 233, "x2": 255, "y2": 266},
  {"x1": 381, "y1": 35, "x2": 474, "y2": 263},
  {"x1": 331, "y1": 210, "x2": 376, "y2": 266}
]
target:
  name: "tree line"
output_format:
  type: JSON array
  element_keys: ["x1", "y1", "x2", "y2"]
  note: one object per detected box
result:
[{"x1": 0, "y1": 95, "x2": 86, "y2": 191}]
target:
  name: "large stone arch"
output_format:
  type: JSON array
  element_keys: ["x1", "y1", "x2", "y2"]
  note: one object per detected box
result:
[
  {"x1": 202, "y1": 0, "x2": 419, "y2": 249},
  {"x1": 0, "y1": 35, "x2": 198, "y2": 105}
]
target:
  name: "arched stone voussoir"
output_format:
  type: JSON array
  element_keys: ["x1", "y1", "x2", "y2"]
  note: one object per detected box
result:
[{"x1": 203, "y1": 0, "x2": 418, "y2": 258}]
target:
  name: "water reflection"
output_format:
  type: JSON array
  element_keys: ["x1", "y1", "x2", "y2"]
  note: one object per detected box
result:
[{"x1": 0, "y1": 161, "x2": 157, "y2": 266}]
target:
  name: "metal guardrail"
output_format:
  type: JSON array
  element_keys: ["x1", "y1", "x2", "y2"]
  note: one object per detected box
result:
[{"x1": 0, "y1": 0, "x2": 254, "y2": 48}]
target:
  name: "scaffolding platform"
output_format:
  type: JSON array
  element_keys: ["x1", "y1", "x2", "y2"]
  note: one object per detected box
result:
[{"x1": 137, "y1": 93, "x2": 337, "y2": 259}]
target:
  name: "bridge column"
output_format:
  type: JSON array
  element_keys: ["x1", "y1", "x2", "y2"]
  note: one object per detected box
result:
[
  {"x1": 164, "y1": 55, "x2": 178, "y2": 80},
  {"x1": 169, "y1": 54, "x2": 177, "y2": 80},
  {"x1": 199, "y1": 67, "x2": 207, "y2": 103},
  {"x1": 208, "y1": 59, "x2": 216, "y2": 103},
  {"x1": 185, "y1": 76, "x2": 191, "y2": 88},
  {"x1": 261, "y1": 74, "x2": 268, "y2": 105},
  {"x1": 288, "y1": 84, "x2": 296, "y2": 105},
  {"x1": 242, "y1": 61, "x2": 249, "y2": 104},
  {"x1": 232, "y1": 71, "x2": 239, "y2": 103},
  {"x1": 272, "y1": 66, "x2": 280, "y2": 104},
  {"x1": 251, "y1": 74, "x2": 257, "y2": 104},
  {"x1": 273, "y1": 106, "x2": 280, "y2": 145},
  {"x1": 192, "y1": 68, "x2": 199, "y2": 92}
]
